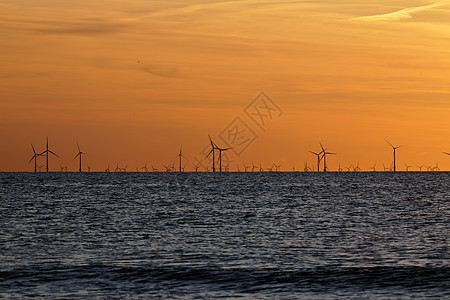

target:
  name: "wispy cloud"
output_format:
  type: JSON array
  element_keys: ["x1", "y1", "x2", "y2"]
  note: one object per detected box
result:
[{"x1": 352, "y1": 1, "x2": 450, "y2": 21}]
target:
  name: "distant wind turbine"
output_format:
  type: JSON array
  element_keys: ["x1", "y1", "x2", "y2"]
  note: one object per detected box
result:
[
  {"x1": 28, "y1": 144, "x2": 42, "y2": 172},
  {"x1": 140, "y1": 162, "x2": 148, "y2": 172},
  {"x1": 404, "y1": 162, "x2": 412, "y2": 172},
  {"x1": 178, "y1": 145, "x2": 188, "y2": 172},
  {"x1": 320, "y1": 143, "x2": 336, "y2": 172},
  {"x1": 385, "y1": 139, "x2": 405, "y2": 172},
  {"x1": 206, "y1": 135, "x2": 217, "y2": 172},
  {"x1": 309, "y1": 150, "x2": 323, "y2": 172},
  {"x1": 73, "y1": 141, "x2": 85, "y2": 172},
  {"x1": 40, "y1": 137, "x2": 58, "y2": 172}
]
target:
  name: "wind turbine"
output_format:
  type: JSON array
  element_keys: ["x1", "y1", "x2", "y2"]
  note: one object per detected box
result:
[
  {"x1": 206, "y1": 135, "x2": 217, "y2": 172},
  {"x1": 28, "y1": 144, "x2": 42, "y2": 172},
  {"x1": 73, "y1": 141, "x2": 85, "y2": 172},
  {"x1": 115, "y1": 163, "x2": 121, "y2": 172},
  {"x1": 40, "y1": 137, "x2": 58, "y2": 172},
  {"x1": 354, "y1": 162, "x2": 361, "y2": 172},
  {"x1": 369, "y1": 163, "x2": 376, "y2": 172},
  {"x1": 178, "y1": 145, "x2": 188, "y2": 172},
  {"x1": 151, "y1": 164, "x2": 159, "y2": 172},
  {"x1": 217, "y1": 146, "x2": 231, "y2": 172},
  {"x1": 385, "y1": 139, "x2": 405, "y2": 172},
  {"x1": 304, "y1": 162, "x2": 311, "y2": 172},
  {"x1": 416, "y1": 164, "x2": 424, "y2": 171},
  {"x1": 309, "y1": 150, "x2": 323, "y2": 172},
  {"x1": 105, "y1": 164, "x2": 111, "y2": 172},
  {"x1": 404, "y1": 162, "x2": 412, "y2": 172},
  {"x1": 338, "y1": 162, "x2": 343, "y2": 172},
  {"x1": 443, "y1": 152, "x2": 450, "y2": 156},
  {"x1": 320, "y1": 143, "x2": 336, "y2": 172},
  {"x1": 251, "y1": 161, "x2": 257, "y2": 172},
  {"x1": 432, "y1": 162, "x2": 440, "y2": 171},
  {"x1": 193, "y1": 163, "x2": 200, "y2": 172},
  {"x1": 140, "y1": 162, "x2": 148, "y2": 172},
  {"x1": 243, "y1": 164, "x2": 250, "y2": 172}
]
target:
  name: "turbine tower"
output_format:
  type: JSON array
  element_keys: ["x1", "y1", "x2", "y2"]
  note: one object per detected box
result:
[
  {"x1": 385, "y1": 139, "x2": 405, "y2": 172},
  {"x1": 40, "y1": 137, "x2": 58, "y2": 172}
]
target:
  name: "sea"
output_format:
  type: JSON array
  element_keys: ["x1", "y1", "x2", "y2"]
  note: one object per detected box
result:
[{"x1": 0, "y1": 172, "x2": 448, "y2": 299}]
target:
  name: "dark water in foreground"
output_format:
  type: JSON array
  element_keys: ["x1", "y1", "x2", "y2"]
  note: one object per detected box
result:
[{"x1": 0, "y1": 172, "x2": 449, "y2": 299}]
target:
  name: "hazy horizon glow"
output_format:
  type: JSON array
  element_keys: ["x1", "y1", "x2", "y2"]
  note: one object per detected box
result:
[{"x1": 1, "y1": 0, "x2": 449, "y2": 171}]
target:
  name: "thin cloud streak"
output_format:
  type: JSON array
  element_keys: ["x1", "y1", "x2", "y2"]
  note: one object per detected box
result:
[{"x1": 351, "y1": 1, "x2": 450, "y2": 21}]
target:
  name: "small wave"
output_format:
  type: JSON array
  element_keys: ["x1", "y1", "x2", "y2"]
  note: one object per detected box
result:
[{"x1": 1, "y1": 264, "x2": 449, "y2": 297}]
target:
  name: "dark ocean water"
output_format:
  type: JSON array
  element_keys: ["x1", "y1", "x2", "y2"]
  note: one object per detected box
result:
[{"x1": 0, "y1": 172, "x2": 449, "y2": 299}]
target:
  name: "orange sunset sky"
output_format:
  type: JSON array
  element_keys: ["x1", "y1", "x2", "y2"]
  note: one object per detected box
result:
[{"x1": 1, "y1": 0, "x2": 449, "y2": 171}]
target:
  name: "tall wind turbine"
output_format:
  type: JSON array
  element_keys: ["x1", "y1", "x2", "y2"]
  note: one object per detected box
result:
[
  {"x1": 206, "y1": 135, "x2": 217, "y2": 172},
  {"x1": 309, "y1": 150, "x2": 323, "y2": 172},
  {"x1": 217, "y1": 146, "x2": 232, "y2": 172},
  {"x1": 28, "y1": 144, "x2": 42, "y2": 172},
  {"x1": 178, "y1": 145, "x2": 188, "y2": 172},
  {"x1": 40, "y1": 137, "x2": 58, "y2": 172},
  {"x1": 385, "y1": 139, "x2": 405, "y2": 172},
  {"x1": 320, "y1": 143, "x2": 336, "y2": 172},
  {"x1": 73, "y1": 141, "x2": 85, "y2": 172}
]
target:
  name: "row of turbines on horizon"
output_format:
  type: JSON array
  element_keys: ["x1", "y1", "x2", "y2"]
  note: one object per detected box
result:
[{"x1": 29, "y1": 137, "x2": 450, "y2": 173}]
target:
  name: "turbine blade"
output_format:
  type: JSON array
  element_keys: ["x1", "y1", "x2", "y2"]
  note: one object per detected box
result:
[
  {"x1": 443, "y1": 152, "x2": 450, "y2": 155},
  {"x1": 73, "y1": 153, "x2": 80, "y2": 161},
  {"x1": 49, "y1": 150, "x2": 59, "y2": 157},
  {"x1": 31, "y1": 144, "x2": 36, "y2": 154},
  {"x1": 77, "y1": 141, "x2": 80, "y2": 152},
  {"x1": 319, "y1": 142, "x2": 325, "y2": 152},
  {"x1": 28, "y1": 155, "x2": 36, "y2": 164},
  {"x1": 384, "y1": 139, "x2": 394, "y2": 148}
]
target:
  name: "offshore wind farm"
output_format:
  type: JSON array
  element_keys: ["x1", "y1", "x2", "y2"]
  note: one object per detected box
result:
[
  {"x1": 1, "y1": 0, "x2": 450, "y2": 299},
  {"x1": 23, "y1": 136, "x2": 450, "y2": 173}
]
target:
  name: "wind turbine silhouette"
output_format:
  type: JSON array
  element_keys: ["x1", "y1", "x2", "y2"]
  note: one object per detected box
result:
[
  {"x1": 40, "y1": 137, "x2": 58, "y2": 172},
  {"x1": 178, "y1": 145, "x2": 188, "y2": 172},
  {"x1": 151, "y1": 164, "x2": 159, "y2": 172},
  {"x1": 114, "y1": 163, "x2": 121, "y2": 172},
  {"x1": 73, "y1": 141, "x2": 85, "y2": 172},
  {"x1": 404, "y1": 162, "x2": 412, "y2": 172},
  {"x1": 385, "y1": 139, "x2": 405, "y2": 172},
  {"x1": 309, "y1": 150, "x2": 323, "y2": 172},
  {"x1": 369, "y1": 163, "x2": 376, "y2": 172},
  {"x1": 338, "y1": 162, "x2": 343, "y2": 172},
  {"x1": 416, "y1": 164, "x2": 424, "y2": 171},
  {"x1": 105, "y1": 164, "x2": 111, "y2": 172},
  {"x1": 140, "y1": 162, "x2": 148, "y2": 172},
  {"x1": 29, "y1": 144, "x2": 42, "y2": 172},
  {"x1": 432, "y1": 162, "x2": 440, "y2": 171},
  {"x1": 320, "y1": 143, "x2": 336, "y2": 172},
  {"x1": 304, "y1": 162, "x2": 311, "y2": 172},
  {"x1": 193, "y1": 163, "x2": 200, "y2": 172},
  {"x1": 217, "y1": 146, "x2": 232, "y2": 172},
  {"x1": 206, "y1": 135, "x2": 217, "y2": 172},
  {"x1": 243, "y1": 164, "x2": 250, "y2": 172}
]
